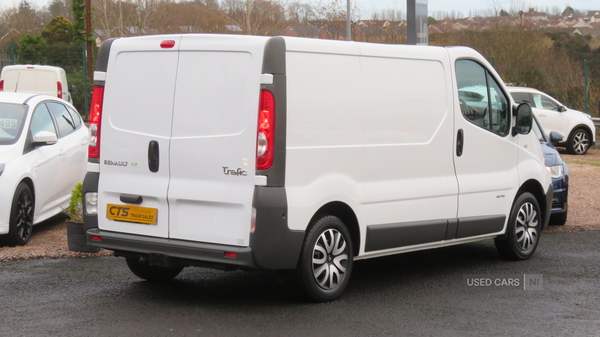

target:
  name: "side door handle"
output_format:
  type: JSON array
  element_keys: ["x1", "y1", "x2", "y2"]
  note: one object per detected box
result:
[
  {"x1": 456, "y1": 129, "x2": 464, "y2": 157},
  {"x1": 148, "y1": 140, "x2": 159, "y2": 173}
]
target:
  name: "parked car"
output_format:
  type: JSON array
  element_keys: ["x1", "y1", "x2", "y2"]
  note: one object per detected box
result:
[
  {"x1": 508, "y1": 86, "x2": 595, "y2": 155},
  {"x1": 0, "y1": 65, "x2": 76, "y2": 104},
  {"x1": 532, "y1": 116, "x2": 569, "y2": 226},
  {"x1": 0, "y1": 92, "x2": 88, "y2": 246}
]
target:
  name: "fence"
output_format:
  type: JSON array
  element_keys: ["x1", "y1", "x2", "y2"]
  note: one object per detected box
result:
[{"x1": 0, "y1": 42, "x2": 91, "y2": 117}]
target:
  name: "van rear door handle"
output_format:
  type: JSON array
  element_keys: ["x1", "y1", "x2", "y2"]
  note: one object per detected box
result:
[
  {"x1": 456, "y1": 129, "x2": 464, "y2": 157},
  {"x1": 120, "y1": 194, "x2": 143, "y2": 204},
  {"x1": 148, "y1": 140, "x2": 159, "y2": 173}
]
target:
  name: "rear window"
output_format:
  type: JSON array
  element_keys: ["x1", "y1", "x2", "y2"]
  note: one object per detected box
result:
[{"x1": 0, "y1": 103, "x2": 28, "y2": 145}]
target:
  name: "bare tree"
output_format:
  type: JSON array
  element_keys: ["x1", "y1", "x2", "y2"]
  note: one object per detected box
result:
[{"x1": 221, "y1": 0, "x2": 288, "y2": 35}]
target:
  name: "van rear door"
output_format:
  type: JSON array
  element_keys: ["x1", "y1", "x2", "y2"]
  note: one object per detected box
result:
[
  {"x1": 97, "y1": 36, "x2": 182, "y2": 238},
  {"x1": 167, "y1": 35, "x2": 267, "y2": 247}
]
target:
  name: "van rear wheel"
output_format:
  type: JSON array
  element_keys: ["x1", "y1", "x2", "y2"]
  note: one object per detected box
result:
[
  {"x1": 495, "y1": 192, "x2": 541, "y2": 260},
  {"x1": 126, "y1": 258, "x2": 183, "y2": 282},
  {"x1": 298, "y1": 216, "x2": 353, "y2": 302}
]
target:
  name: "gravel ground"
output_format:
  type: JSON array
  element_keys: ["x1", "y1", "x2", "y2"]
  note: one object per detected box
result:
[{"x1": 1, "y1": 148, "x2": 599, "y2": 262}]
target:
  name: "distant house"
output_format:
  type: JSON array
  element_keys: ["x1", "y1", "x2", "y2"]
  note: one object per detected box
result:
[
  {"x1": 0, "y1": 28, "x2": 21, "y2": 47},
  {"x1": 522, "y1": 12, "x2": 547, "y2": 21},
  {"x1": 283, "y1": 26, "x2": 320, "y2": 38}
]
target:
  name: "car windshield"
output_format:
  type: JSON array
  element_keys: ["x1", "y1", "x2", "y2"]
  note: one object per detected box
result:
[
  {"x1": 532, "y1": 117, "x2": 545, "y2": 142},
  {"x1": 0, "y1": 103, "x2": 28, "y2": 145}
]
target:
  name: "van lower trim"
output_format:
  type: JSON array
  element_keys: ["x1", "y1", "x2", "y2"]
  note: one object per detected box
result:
[
  {"x1": 365, "y1": 215, "x2": 506, "y2": 252},
  {"x1": 86, "y1": 229, "x2": 256, "y2": 269},
  {"x1": 365, "y1": 219, "x2": 448, "y2": 252}
]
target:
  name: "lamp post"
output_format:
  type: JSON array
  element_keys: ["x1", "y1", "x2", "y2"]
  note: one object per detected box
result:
[{"x1": 347, "y1": 0, "x2": 351, "y2": 41}]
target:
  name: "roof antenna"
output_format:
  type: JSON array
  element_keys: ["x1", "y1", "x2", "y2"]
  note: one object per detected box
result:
[{"x1": 14, "y1": 72, "x2": 20, "y2": 92}]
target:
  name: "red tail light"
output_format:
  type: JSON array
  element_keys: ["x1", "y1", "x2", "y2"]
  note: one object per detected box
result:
[
  {"x1": 256, "y1": 90, "x2": 275, "y2": 170},
  {"x1": 57, "y1": 81, "x2": 63, "y2": 98},
  {"x1": 88, "y1": 85, "x2": 105, "y2": 159},
  {"x1": 0, "y1": 80, "x2": 4, "y2": 91}
]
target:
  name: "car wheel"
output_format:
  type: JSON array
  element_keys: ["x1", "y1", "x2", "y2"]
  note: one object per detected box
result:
[
  {"x1": 6, "y1": 183, "x2": 35, "y2": 246},
  {"x1": 549, "y1": 212, "x2": 567, "y2": 226},
  {"x1": 126, "y1": 258, "x2": 183, "y2": 282},
  {"x1": 297, "y1": 216, "x2": 353, "y2": 302},
  {"x1": 495, "y1": 192, "x2": 541, "y2": 260},
  {"x1": 567, "y1": 128, "x2": 590, "y2": 155}
]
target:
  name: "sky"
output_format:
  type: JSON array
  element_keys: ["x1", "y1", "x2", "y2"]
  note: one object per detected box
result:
[{"x1": 5, "y1": 0, "x2": 600, "y2": 19}]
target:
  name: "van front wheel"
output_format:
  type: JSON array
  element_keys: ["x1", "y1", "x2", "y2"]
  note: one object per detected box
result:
[
  {"x1": 495, "y1": 192, "x2": 541, "y2": 260},
  {"x1": 126, "y1": 258, "x2": 183, "y2": 282},
  {"x1": 298, "y1": 216, "x2": 353, "y2": 302}
]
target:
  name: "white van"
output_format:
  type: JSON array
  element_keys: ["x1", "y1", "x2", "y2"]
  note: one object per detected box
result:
[
  {"x1": 74, "y1": 35, "x2": 553, "y2": 302},
  {"x1": 0, "y1": 65, "x2": 76, "y2": 104}
]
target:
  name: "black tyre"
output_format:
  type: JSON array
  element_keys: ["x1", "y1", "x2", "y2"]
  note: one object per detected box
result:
[
  {"x1": 549, "y1": 212, "x2": 567, "y2": 226},
  {"x1": 297, "y1": 216, "x2": 353, "y2": 302},
  {"x1": 6, "y1": 183, "x2": 35, "y2": 246},
  {"x1": 126, "y1": 258, "x2": 183, "y2": 282},
  {"x1": 566, "y1": 128, "x2": 591, "y2": 155},
  {"x1": 495, "y1": 192, "x2": 541, "y2": 260}
]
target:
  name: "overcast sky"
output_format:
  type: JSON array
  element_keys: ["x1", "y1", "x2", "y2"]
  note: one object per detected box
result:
[{"x1": 5, "y1": 0, "x2": 600, "y2": 19}]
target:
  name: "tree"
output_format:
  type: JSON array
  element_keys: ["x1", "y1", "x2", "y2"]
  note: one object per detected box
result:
[
  {"x1": 41, "y1": 15, "x2": 73, "y2": 44},
  {"x1": 41, "y1": 16, "x2": 78, "y2": 70},
  {"x1": 221, "y1": 0, "x2": 288, "y2": 35},
  {"x1": 47, "y1": 0, "x2": 73, "y2": 21},
  {"x1": 18, "y1": 33, "x2": 47, "y2": 64},
  {"x1": 71, "y1": 0, "x2": 86, "y2": 43},
  {"x1": 428, "y1": 16, "x2": 437, "y2": 25},
  {"x1": 500, "y1": 9, "x2": 510, "y2": 16},
  {"x1": 562, "y1": 6, "x2": 574, "y2": 16}
]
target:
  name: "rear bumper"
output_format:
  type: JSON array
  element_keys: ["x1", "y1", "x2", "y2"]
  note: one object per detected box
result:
[{"x1": 87, "y1": 228, "x2": 257, "y2": 270}]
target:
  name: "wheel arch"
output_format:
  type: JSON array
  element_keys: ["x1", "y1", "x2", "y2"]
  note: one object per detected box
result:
[
  {"x1": 568, "y1": 124, "x2": 595, "y2": 143},
  {"x1": 19, "y1": 177, "x2": 35, "y2": 197},
  {"x1": 517, "y1": 178, "x2": 550, "y2": 229},
  {"x1": 308, "y1": 201, "x2": 361, "y2": 257}
]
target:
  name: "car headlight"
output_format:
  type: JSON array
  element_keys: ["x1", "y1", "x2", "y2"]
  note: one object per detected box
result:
[
  {"x1": 585, "y1": 113, "x2": 592, "y2": 120},
  {"x1": 546, "y1": 164, "x2": 564, "y2": 179}
]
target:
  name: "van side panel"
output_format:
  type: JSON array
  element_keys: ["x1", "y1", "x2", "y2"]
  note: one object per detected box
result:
[
  {"x1": 359, "y1": 47, "x2": 458, "y2": 244},
  {"x1": 284, "y1": 41, "x2": 365, "y2": 233}
]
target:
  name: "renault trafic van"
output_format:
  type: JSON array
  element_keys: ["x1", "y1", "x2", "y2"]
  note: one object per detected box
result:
[
  {"x1": 0, "y1": 65, "x2": 76, "y2": 104},
  {"x1": 73, "y1": 35, "x2": 553, "y2": 302}
]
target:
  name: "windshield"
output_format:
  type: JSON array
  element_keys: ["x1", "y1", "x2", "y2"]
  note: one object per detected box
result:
[
  {"x1": 532, "y1": 117, "x2": 546, "y2": 142},
  {"x1": 0, "y1": 103, "x2": 28, "y2": 145}
]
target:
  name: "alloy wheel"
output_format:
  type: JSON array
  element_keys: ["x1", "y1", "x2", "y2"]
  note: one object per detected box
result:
[
  {"x1": 572, "y1": 130, "x2": 589, "y2": 154},
  {"x1": 312, "y1": 228, "x2": 349, "y2": 291},
  {"x1": 515, "y1": 201, "x2": 539, "y2": 251},
  {"x1": 15, "y1": 187, "x2": 34, "y2": 242}
]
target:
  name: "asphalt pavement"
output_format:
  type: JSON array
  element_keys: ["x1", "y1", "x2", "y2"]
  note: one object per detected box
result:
[{"x1": 1, "y1": 230, "x2": 599, "y2": 337}]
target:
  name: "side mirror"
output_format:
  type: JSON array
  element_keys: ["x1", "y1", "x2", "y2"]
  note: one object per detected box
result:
[
  {"x1": 69, "y1": 85, "x2": 77, "y2": 93},
  {"x1": 559, "y1": 105, "x2": 567, "y2": 112},
  {"x1": 32, "y1": 131, "x2": 58, "y2": 146},
  {"x1": 549, "y1": 131, "x2": 563, "y2": 144},
  {"x1": 512, "y1": 103, "x2": 533, "y2": 136}
]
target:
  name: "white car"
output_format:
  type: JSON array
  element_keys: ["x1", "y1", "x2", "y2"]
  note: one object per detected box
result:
[
  {"x1": 508, "y1": 86, "x2": 596, "y2": 155},
  {"x1": 0, "y1": 92, "x2": 88, "y2": 246}
]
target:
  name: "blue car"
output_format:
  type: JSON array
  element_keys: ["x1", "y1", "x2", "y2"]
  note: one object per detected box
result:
[{"x1": 532, "y1": 117, "x2": 569, "y2": 226}]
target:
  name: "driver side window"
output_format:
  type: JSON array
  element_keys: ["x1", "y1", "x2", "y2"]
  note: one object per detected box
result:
[{"x1": 456, "y1": 60, "x2": 510, "y2": 135}]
